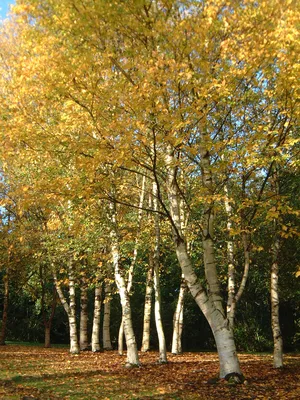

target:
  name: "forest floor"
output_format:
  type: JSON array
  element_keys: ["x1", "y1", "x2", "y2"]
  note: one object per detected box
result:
[{"x1": 0, "y1": 344, "x2": 299, "y2": 399}]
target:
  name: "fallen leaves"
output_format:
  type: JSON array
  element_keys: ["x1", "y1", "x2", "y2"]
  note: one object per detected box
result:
[{"x1": 0, "y1": 345, "x2": 299, "y2": 399}]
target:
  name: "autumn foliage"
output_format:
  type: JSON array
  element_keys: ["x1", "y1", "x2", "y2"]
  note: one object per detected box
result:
[{"x1": 0, "y1": 0, "x2": 299, "y2": 387}]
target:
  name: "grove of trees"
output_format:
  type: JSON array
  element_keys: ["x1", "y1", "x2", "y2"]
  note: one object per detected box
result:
[{"x1": 0, "y1": 0, "x2": 299, "y2": 383}]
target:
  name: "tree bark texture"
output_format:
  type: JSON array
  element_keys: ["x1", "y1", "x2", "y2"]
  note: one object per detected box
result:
[
  {"x1": 165, "y1": 146, "x2": 241, "y2": 378},
  {"x1": 92, "y1": 284, "x2": 102, "y2": 352},
  {"x1": 271, "y1": 233, "x2": 283, "y2": 368},
  {"x1": 103, "y1": 282, "x2": 113, "y2": 350},
  {"x1": 42, "y1": 286, "x2": 57, "y2": 348},
  {"x1": 141, "y1": 262, "x2": 153, "y2": 352},
  {"x1": 53, "y1": 266, "x2": 80, "y2": 354},
  {"x1": 80, "y1": 284, "x2": 89, "y2": 351},
  {"x1": 118, "y1": 176, "x2": 145, "y2": 355},
  {"x1": 152, "y1": 181, "x2": 167, "y2": 363},
  {"x1": 172, "y1": 277, "x2": 187, "y2": 354},
  {"x1": 109, "y1": 201, "x2": 140, "y2": 365}
]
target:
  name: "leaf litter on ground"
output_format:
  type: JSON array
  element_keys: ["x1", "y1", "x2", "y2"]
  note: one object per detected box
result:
[{"x1": 0, "y1": 345, "x2": 299, "y2": 399}]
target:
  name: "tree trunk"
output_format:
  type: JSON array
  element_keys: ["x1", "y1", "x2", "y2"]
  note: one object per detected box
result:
[
  {"x1": 109, "y1": 200, "x2": 139, "y2": 366},
  {"x1": 228, "y1": 232, "x2": 251, "y2": 327},
  {"x1": 42, "y1": 286, "x2": 57, "y2": 348},
  {"x1": 53, "y1": 264, "x2": 80, "y2": 354},
  {"x1": 44, "y1": 323, "x2": 51, "y2": 348},
  {"x1": 80, "y1": 284, "x2": 89, "y2": 351},
  {"x1": 118, "y1": 318, "x2": 124, "y2": 355},
  {"x1": 141, "y1": 262, "x2": 153, "y2": 352},
  {"x1": 91, "y1": 283, "x2": 102, "y2": 352},
  {"x1": 118, "y1": 176, "x2": 146, "y2": 355},
  {"x1": 0, "y1": 272, "x2": 9, "y2": 345},
  {"x1": 165, "y1": 146, "x2": 242, "y2": 379},
  {"x1": 271, "y1": 233, "x2": 283, "y2": 368},
  {"x1": 68, "y1": 263, "x2": 80, "y2": 354},
  {"x1": 152, "y1": 181, "x2": 167, "y2": 363},
  {"x1": 224, "y1": 183, "x2": 236, "y2": 327},
  {"x1": 172, "y1": 277, "x2": 187, "y2": 354},
  {"x1": 177, "y1": 299, "x2": 184, "y2": 353},
  {"x1": 103, "y1": 282, "x2": 113, "y2": 350}
]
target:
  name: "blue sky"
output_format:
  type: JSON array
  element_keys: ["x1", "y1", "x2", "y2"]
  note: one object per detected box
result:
[{"x1": 0, "y1": 0, "x2": 15, "y2": 20}]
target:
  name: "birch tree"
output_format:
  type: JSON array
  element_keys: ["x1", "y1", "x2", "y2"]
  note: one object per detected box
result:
[
  {"x1": 102, "y1": 281, "x2": 113, "y2": 351},
  {"x1": 141, "y1": 259, "x2": 154, "y2": 352},
  {"x1": 91, "y1": 282, "x2": 102, "y2": 353},
  {"x1": 172, "y1": 277, "x2": 187, "y2": 354},
  {"x1": 109, "y1": 199, "x2": 140, "y2": 366},
  {"x1": 54, "y1": 262, "x2": 79, "y2": 354},
  {"x1": 79, "y1": 281, "x2": 89, "y2": 351},
  {"x1": 1, "y1": 0, "x2": 298, "y2": 378}
]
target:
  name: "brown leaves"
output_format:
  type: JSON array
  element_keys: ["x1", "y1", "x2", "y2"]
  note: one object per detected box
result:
[{"x1": 0, "y1": 346, "x2": 299, "y2": 399}]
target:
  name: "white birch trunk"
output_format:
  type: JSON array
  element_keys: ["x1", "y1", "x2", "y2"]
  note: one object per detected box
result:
[
  {"x1": 80, "y1": 284, "x2": 89, "y2": 351},
  {"x1": 178, "y1": 300, "x2": 184, "y2": 353},
  {"x1": 109, "y1": 201, "x2": 140, "y2": 366},
  {"x1": 172, "y1": 277, "x2": 187, "y2": 354},
  {"x1": 68, "y1": 263, "x2": 80, "y2": 354},
  {"x1": 118, "y1": 176, "x2": 146, "y2": 355},
  {"x1": 200, "y1": 146, "x2": 223, "y2": 313},
  {"x1": 54, "y1": 266, "x2": 80, "y2": 354},
  {"x1": 234, "y1": 233, "x2": 250, "y2": 308},
  {"x1": 152, "y1": 181, "x2": 167, "y2": 363},
  {"x1": 176, "y1": 239, "x2": 241, "y2": 377},
  {"x1": 225, "y1": 190, "x2": 251, "y2": 329},
  {"x1": 271, "y1": 233, "x2": 283, "y2": 368},
  {"x1": 224, "y1": 183, "x2": 236, "y2": 327},
  {"x1": 91, "y1": 284, "x2": 102, "y2": 352},
  {"x1": 141, "y1": 262, "x2": 153, "y2": 352},
  {"x1": 165, "y1": 146, "x2": 241, "y2": 378},
  {"x1": 118, "y1": 318, "x2": 124, "y2": 355},
  {"x1": 103, "y1": 282, "x2": 113, "y2": 350}
]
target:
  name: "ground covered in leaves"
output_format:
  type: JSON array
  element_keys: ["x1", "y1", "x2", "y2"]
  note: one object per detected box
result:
[{"x1": 0, "y1": 345, "x2": 299, "y2": 399}]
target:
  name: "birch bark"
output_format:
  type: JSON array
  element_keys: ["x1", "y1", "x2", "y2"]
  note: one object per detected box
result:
[
  {"x1": 152, "y1": 180, "x2": 167, "y2": 363},
  {"x1": 118, "y1": 176, "x2": 145, "y2": 355},
  {"x1": 53, "y1": 264, "x2": 80, "y2": 354},
  {"x1": 92, "y1": 283, "x2": 102, "y2": 352},
  {"x1": 172, "y1": 277, "x2": 187, "y2": 354},
  {"x1": 271, "y1": 232, "x2": 283, "y2": 368},
  {"x1": 103, "y1": 282, "x2": 113, "y2": 350},
  {"x1": 109, "y1": 200, "x2": 139, "y2": 366},
  {"x1": 164, "y1": 145, "x2": 242, "y2": 378},
  {"x1": 224, "y1": 184, "x2": 236, "y2": 327},
  {"x1": 141, "y1": 261, "x2": 153, "y2": 352},
  {"x1": 80, "y1": 283, "x2": 89, "y2": 350},
  {"x1": 224, "y1": 184, "x2": 250, "y2": 328}
]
